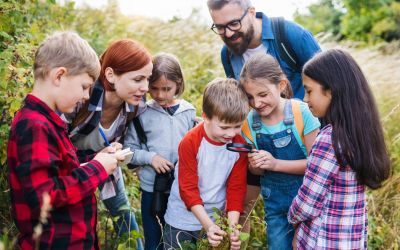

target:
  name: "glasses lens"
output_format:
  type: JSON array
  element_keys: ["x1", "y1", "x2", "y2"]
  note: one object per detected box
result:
[{"x1": 227, "y1": 21, "x2": 241, "y2": 31}]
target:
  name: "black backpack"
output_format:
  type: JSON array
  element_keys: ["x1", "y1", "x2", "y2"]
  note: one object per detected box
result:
[{"x1": 222, "y1": 17, "x2": 301, "y2": 77}]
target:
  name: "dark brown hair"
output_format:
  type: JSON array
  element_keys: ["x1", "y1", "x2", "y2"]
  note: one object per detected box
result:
[
  {"x1": 149, "y1": 53, "x2": 185, "y2": 97},
  {"x1": 303, "y1": 49, "x2": 391, "y2": 189}
]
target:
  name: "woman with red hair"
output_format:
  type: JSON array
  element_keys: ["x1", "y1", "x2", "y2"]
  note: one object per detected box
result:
[{"x1": 63, "y1": 39, "x2": 152, "y2": 249}]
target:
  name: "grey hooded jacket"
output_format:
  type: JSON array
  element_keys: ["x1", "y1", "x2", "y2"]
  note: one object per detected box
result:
[{"x1": 124, "y1": 99, "x2": 196, "y2": 192}]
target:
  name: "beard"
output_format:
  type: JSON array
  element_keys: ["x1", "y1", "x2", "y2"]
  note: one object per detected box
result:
[{"x1": 222, "y1": 24, "x2": 255, "y2": 55}]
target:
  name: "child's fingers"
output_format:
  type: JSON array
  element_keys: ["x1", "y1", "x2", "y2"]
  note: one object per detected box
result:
[
  {"x1": 230, "y1": 240, "x2": 241, "y2": 250},
  {"x1": 165, "y1": 160, "x2": 174, "y2": 170},
  {"x1": 208, "y1": 238, "x2": 221, "y2": 247},
  {"x1": 114, "y1": 154, "x2": 125, "y2": 161},
  {"x1": 110, "y1": 142, "x2": 122, "y2": 150}
]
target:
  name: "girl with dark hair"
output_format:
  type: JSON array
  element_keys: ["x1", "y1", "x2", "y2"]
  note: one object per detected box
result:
[
  {"x1": 288, "y1": 49, "x2": 391, "y2": 249},
  {"x1": 63, "y1": 39, "x2": 153, "y2": 250}
]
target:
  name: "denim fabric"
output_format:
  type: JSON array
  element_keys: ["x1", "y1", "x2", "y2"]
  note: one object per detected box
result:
[
  {"x1": 162, "y1": 223, "x2": 202, "y2": 250},
  {"x1": 253, "y1": 105, "x2": 306, "y2": 250},
  {"x1": 141, "y1": 190, "x2": 165, "y2": 250},
  {"x1": 101, "y1": 172, "x2": 143, "y2": 250}
]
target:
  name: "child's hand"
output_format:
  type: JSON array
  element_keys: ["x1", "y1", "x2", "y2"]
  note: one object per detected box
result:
[
  {"x1": 247, "y1": 151, "x2": 264, "y2": 175},
  {"x1": 249, "y1": 150, "x2": 277, "y2": 171},
  {"x1": 292, "y1": 224, "x2": 299, "y2": 249},
  {"x1": 94, "y1": 152, "x2": 124, "y2": 175},
  {"x1": 229, "y1": 228, "x2": 241, "y2": 250},
  {"x1": 151, "y1": 155, "x2": 174, "y2": 174},
  {"x1": 99, "y1": 142, "x2": 122, "y2": 154},
  {"x1": 206, "y1": 224, "x2": 226, "y2": 247}
]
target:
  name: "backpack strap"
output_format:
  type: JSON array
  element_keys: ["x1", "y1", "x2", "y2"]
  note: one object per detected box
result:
[
  {"x1": 241, "y1": 119, "x2": 254, "y2": 145},
  {"x1": 291, "y1": 100, "x2": 305, "y2": 144},
  {"x1": 132, "y1": 116, "x2": 148, "y2": 147},
  {"x1": 221, "y1": 45, "x2": 235, "y2": 78},
  {"x1": 242, "y1": 102, "x2": 304, "y2": 146},
  {"x1": 270, "y1": 17, "x2": 301, "y2": 72}
]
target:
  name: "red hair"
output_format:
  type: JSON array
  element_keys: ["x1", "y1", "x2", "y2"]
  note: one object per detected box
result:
[{"x1": 99, "y1": 39, "x2": 151, "y2": 91}]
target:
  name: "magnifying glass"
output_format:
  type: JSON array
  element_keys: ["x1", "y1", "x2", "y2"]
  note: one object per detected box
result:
[{"x1": 226, "y1": 143, "x2": 253, "y2": 153}]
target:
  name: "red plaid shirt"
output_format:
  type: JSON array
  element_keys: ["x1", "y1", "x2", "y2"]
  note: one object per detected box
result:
[{"x1": 8, "y1": 94, "x2": 109, "y2": 249}]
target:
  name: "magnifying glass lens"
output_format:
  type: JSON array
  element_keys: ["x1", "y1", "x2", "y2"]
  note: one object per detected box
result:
[{"x1": 226, "y1": 143, "x2": 252, "y2": 153}]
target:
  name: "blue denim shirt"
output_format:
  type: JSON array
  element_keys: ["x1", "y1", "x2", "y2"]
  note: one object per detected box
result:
[{"x1": 221, "y1": 12, "x2": 321, "y2": 99}]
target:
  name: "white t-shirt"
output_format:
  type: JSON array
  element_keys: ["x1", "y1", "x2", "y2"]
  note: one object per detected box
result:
[
  {"x1": 73, "y1": 111, "x2": 122, "y2": 151},
  {"x1": 242, "y1": 43, "x2": 267, "y2": 62}
]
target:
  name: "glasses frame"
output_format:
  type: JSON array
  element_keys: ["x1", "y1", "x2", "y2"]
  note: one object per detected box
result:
[{"x1": 211, "y1": 8, "x2": 250, "y2": 35}]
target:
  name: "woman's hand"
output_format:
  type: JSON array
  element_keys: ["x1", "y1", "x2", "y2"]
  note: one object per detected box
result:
[
  {"x1": 248, "y1": 150, "x2": 277, "y2": 171},
  {"x1": 151, "y1": 155, "x2": 174, "y2": 174}
]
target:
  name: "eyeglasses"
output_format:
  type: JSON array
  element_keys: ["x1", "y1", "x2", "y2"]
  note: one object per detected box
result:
[{"x1": 211, "y1": 8, "x2": 249, "y2": 35}]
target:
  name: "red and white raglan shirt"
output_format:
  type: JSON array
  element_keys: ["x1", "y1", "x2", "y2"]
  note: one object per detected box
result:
[{"x1": 164, "y1": 123, "x2": 247, "y2": 231}]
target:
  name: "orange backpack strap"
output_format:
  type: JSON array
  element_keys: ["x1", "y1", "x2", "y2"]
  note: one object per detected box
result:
[
  {"x1": 241, "y1": 119, "x2": 254, "y2": 145},
  {"x1": 291, "y1": 100, "x2": 305, "y2": 144}
]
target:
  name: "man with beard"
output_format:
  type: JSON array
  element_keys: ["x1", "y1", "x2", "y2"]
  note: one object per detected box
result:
[
  {"x1": 207, "y1": 0, "x2": 321, "y2": 100},
  {"x1": 207, "y1": 1, "x2": 321, "y2": 249}
]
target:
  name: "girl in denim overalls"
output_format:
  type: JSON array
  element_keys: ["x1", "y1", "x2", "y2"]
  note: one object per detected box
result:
[{"x1": 239, "y1": 53, "x2": 320, "y2": 250}]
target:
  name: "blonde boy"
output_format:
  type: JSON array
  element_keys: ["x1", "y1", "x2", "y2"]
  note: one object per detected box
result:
[
  {"x1": 7, "y1": 31, "x2": 122, "y2": 249},
  {"x1": 163, "y1": 78, "x2": 249, "y2": 249}
]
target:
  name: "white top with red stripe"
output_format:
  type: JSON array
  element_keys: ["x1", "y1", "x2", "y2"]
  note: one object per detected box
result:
[{"x1": 164, "y1": 123, "x2": 247, "y2": 231}]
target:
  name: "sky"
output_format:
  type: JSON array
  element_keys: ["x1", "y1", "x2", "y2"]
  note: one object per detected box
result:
[{"x1": 69, "y1": 0, "x2": 318, "y2": 22}]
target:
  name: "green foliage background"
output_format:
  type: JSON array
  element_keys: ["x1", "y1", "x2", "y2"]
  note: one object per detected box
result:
[
  {"x1": 294, "y1": 0, "x2": 400, "y2": 44},
  {"x1": 0, "y1": 0, "x2": 399, "y2": 249}
]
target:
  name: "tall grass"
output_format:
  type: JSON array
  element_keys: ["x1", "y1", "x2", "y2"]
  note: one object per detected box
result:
[{"x1": 367, "y1": 81, "x2": 400, "y2": 249}]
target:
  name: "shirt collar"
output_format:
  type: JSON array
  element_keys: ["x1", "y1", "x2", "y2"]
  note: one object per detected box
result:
[
  {"x1": 256, "y1": 12, "x2": 275, "y2": 40},
  {"x1": 88, "y1": 79, "x2": 140, "y2": 113},
  {"x1": 25, "y1": 94, "x2": 66, "y2": 129}
]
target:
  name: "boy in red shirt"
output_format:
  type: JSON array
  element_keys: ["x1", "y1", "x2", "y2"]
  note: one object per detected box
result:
[
  {"x1": 163, "y1": 78, "x2": 249, "y2": 249},
  {"x1": 7, "y1": 31, "x2": 123, "y2": 249}
]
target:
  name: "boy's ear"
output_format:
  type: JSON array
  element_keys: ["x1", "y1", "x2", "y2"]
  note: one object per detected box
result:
[
  {"x1": 201, "y1": 113, "x2": 209, "y2": 123},
  {"x1": 105, "y1": 67, "x2": 115, "y2": 83},
  {"x1": 50, "y1": 67, "x2": 67, "y2": 86}
]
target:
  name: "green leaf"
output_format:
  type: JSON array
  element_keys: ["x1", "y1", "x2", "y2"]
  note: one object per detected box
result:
[
  {"x1": 10, "y1": 99, "x2": 22, "y2": 115},
  {"x1": 239, "y1": 232, "x2": 250, "y2": 242},
  {"x1": 0, "y1": 31, "x2": 13, "y2": 41}
]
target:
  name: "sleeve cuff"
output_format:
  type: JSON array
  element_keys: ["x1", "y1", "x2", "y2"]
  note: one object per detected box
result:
[{"x1": 133, "y1": 150, "x2": 157, "y2": 165}]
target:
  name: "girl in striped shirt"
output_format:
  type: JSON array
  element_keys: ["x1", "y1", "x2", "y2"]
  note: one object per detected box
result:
[{"x1": 288, "y1": 49, "x2": 391, "y2": 249}]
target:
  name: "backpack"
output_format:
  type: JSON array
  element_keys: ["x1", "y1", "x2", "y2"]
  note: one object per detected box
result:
[
  {"x1": 241, "y1": 100, "x2": 305, "y2": 146},
  {"x1": 221, "y1": 17, "x2": 301, "y2": 78}
]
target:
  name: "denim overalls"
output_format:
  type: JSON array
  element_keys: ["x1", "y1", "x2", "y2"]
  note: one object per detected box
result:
[{"x1": 253, "y1": 101, "x2": 305, "y2": 250}]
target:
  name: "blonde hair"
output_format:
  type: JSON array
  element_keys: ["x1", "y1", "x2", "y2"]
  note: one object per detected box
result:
[
  {"x1": 34, "y1": 31, "x2": 100, "y2": 81},
  {"x1": 149, "y1": 52, "x2": 185, "y2": 97},
  {"x1": 203, "y1": 78, "x2": 249, "y2": 123}
]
